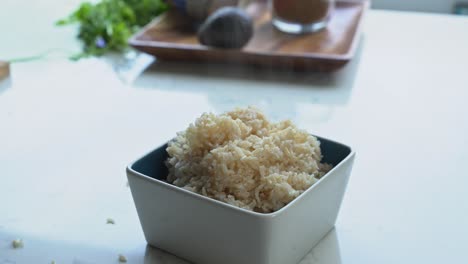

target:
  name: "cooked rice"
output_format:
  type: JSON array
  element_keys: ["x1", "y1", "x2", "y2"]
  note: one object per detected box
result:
[{"x1": 166, "y1": 107, "x2": 331, "y2": 213}]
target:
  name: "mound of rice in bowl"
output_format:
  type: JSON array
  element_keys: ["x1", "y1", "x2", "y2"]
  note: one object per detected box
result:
[{"x1": 166, "y1": 107, "x2": 332, "y2": 213}]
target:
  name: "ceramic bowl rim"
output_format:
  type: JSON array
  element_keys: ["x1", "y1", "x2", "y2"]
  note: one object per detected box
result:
[{"x1": 126, "y1": 135, "x2": 355, "y2": 219}]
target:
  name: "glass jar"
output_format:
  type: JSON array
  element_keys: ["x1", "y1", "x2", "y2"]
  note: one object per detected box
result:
[{"x1": 271, "y1": 0, "x2": 335, "y2": 34}]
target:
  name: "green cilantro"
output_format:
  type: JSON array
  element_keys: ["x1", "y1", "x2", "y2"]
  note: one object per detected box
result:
[{"x1": 57, "y1": 0, "x2": 168, "y2": 59}]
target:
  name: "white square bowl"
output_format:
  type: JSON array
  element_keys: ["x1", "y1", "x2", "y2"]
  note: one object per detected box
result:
[{"x1": 127, "y1": 136, "x2": 355, "y2": 264}]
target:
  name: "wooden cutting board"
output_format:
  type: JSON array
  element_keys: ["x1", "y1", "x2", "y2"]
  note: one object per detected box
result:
[
  {"x1": 130, "y1": 0, "x2": 368, "y2": 71},
  {"x1": 0, "y1": 61, "x2": 10, "y2": 80}
]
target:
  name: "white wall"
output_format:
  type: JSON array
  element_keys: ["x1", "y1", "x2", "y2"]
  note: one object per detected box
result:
[{"x1": 372, "y1": 0, "x2": 458, "y2": 14}]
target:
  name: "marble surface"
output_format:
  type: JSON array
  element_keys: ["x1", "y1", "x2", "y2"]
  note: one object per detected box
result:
[{"x1": 1, "y1": 1, "x2": 468, "y2": 263}]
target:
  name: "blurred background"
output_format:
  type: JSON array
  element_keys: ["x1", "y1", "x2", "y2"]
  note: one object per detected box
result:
[{"x1": 2, "y1": 0, "x2": 467, "y2": 61}]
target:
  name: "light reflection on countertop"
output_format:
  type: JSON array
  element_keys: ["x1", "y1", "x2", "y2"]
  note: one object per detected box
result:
[{"x1": 131, "y1": 39, "x2": 362, "y2": 120}]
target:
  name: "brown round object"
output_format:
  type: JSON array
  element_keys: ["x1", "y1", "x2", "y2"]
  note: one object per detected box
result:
[{"x1": 198, "y1": 7, "x2": 253, "y2": 49}]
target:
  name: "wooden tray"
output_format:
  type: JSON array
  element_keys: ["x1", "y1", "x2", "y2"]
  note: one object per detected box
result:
[{"x1": 129, "y1": 0, "x2": 368, "y2": 71}]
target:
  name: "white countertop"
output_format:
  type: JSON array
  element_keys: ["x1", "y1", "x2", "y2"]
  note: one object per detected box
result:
[{"x1": 1, "y1": 1, "x2": 468, "y2": 263}]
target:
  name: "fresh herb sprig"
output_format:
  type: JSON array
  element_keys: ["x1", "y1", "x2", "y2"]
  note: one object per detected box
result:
[{"x1": 57, "y1": 0, "x2": 168, "y2": 59}]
